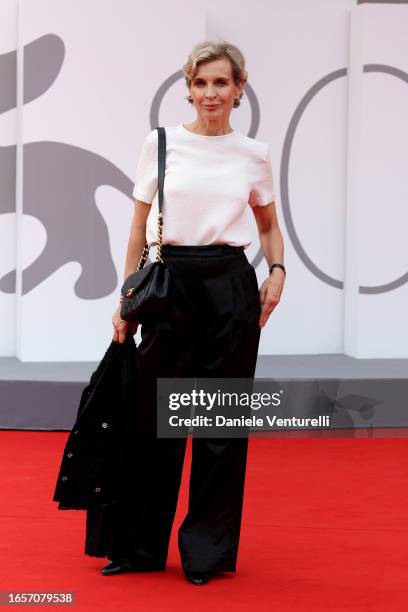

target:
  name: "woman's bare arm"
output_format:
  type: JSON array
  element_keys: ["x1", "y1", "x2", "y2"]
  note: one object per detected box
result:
[
  {"x1": 112, "y1": 199, "x2": 151, "y2": 342},
  {"x1": 251, "y1": 201, "x2": 286, "y2": 328},
  {"x1": 122, "y1": 200, "x2": 152, "y2": 287},
  {"x1": 252, "y1": 201, "x2": 284, "y2": 271}
]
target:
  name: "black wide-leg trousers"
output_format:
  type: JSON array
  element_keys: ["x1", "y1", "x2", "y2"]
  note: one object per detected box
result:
[{"x1": 85, "y1": 244, "x2": 261, "y2": 574}]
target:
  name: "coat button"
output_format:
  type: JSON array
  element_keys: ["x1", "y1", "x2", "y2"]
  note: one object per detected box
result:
[
  {"x1": 101, "y1": 422, "x2": 109, "y2": 429},
  {"x1": 61, "y1": 476, "x2": 68, "y2": 481},
  {"x1": 94, "y1": 487, "x2": 101, "y2": 493},
  {"x1": 67, "y1": 452, "x2": 73, "y2": 458}
]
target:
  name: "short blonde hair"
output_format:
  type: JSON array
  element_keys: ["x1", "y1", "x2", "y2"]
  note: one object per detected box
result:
[{"x1": 182, "y1": 39, "x2": 248, "y2": 108}]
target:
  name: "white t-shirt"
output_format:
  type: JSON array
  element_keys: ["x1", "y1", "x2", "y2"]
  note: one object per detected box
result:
[{"x1": 132, "y1": 123, "x2": 275, "y2": 249}]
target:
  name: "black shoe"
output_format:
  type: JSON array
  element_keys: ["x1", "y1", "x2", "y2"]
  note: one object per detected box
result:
[
  {"x1": 101, "y1": 559, "x2": 136, "y2": 575},
  {"x1": 101, "y1": 558, "x2": 165, "y2": 575},
  {"x1": 184, "y1": 571, "x2": 211, "y2": 585}
]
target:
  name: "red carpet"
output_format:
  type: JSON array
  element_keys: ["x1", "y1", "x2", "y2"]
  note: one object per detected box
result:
[{"x1": 1, "y1": 432, "x2": 407, "y2": 611}]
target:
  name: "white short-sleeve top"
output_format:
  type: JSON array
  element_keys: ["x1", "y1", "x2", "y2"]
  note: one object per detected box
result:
[{"x1": 132, "y1": 123, "x2": 275, "y2": 249}]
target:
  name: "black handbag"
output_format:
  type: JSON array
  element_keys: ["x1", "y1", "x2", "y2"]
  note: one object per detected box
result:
[{"x1": 120, "y1": 127, "x2": 171, "y2": 324}]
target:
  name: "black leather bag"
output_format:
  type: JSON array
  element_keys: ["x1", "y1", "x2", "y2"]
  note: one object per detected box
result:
[{"x1": 120, "y1": 127, "x2": 171, "y2": 324}]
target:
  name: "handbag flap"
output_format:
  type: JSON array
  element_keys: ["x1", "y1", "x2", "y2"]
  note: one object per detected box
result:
[{"x1": 121, "y1": 261, "x2": 160, "y2": 297}]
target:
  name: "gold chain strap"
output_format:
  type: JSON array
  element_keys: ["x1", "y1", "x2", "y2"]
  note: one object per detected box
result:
[
  {"x1": 135, "y1": 211, "x2": 164, "y2": 271},
  {"x1": 156, "y1": 212, "x2": 164, "y2": 263}
]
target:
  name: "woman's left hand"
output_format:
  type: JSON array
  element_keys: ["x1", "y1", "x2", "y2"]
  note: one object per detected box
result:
[{"x1": 258, "y1": 269, "x2": 285, "y2": 329}]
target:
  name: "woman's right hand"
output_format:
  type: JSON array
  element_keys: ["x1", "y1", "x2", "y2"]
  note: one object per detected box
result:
[{"x1": 112, "y1": 304, "x2": 138, "y2": 343}]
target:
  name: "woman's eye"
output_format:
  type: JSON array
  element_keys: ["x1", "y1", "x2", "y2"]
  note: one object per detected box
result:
[{"x1": 194, "y1": 81, "x2": 227, "y2": 86}]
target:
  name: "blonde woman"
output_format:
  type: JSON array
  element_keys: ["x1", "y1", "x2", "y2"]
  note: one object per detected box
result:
[{"x1": 104, "y1": 39, "x2": 285, "y2": 586}]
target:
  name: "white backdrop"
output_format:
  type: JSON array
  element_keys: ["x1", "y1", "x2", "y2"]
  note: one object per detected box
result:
[
  {"x1": 0, "y1": 0, "x2": 406, "y2": 361},
  {"x1": 345, "y1": 4, "x2": 408, "y2": 357}
]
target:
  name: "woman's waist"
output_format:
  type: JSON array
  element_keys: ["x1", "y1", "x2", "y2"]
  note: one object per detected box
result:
[
  {"x1": 158, "y1": 243, "x2": 250, "y2": 277},
  {"x1": 161, "y1": 243, "x2": 245, "y2": 258}
]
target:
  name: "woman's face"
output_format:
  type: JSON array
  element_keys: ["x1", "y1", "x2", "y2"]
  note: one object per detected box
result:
[{"x1": 189, "y1": 58, "x2": 243, "y2": 121}]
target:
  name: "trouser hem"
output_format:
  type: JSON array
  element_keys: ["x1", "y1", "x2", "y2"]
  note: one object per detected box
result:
[
  {"x1": 85, "y1": 546, "x2": 167, "y2": 571},
  {"x1": 181, "y1": 556, "x2": 238, "y2": 573}
]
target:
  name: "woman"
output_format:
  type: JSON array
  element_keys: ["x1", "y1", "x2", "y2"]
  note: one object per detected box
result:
[{"x1": 108, "y1": 39, "x2": 285, "y2": 585}]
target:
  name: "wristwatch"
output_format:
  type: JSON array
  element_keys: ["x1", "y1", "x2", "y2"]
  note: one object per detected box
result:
[{"x1": 269, "y1": 263, "x2": 286, "y2": 276}]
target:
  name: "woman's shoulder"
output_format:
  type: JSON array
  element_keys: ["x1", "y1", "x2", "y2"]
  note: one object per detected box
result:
[
  {"x1": 234, "y1": 131, "x2": 269, "y2": 160},
  {"x1": 143, "y1": 127, "x2": 159, "y2": 144},
  {"x1": 141, "y1": 125, "x2": 181, "y2": 147}
]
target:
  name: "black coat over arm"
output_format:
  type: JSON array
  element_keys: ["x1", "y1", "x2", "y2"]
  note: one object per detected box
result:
[{"x1": 52, "y1": 332, "x2": 140, "y2": 511}]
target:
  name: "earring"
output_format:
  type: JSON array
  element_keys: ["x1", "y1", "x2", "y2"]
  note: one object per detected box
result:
[{"x1": 186, "y1": 94, "x2": 242, "y2": 106}]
